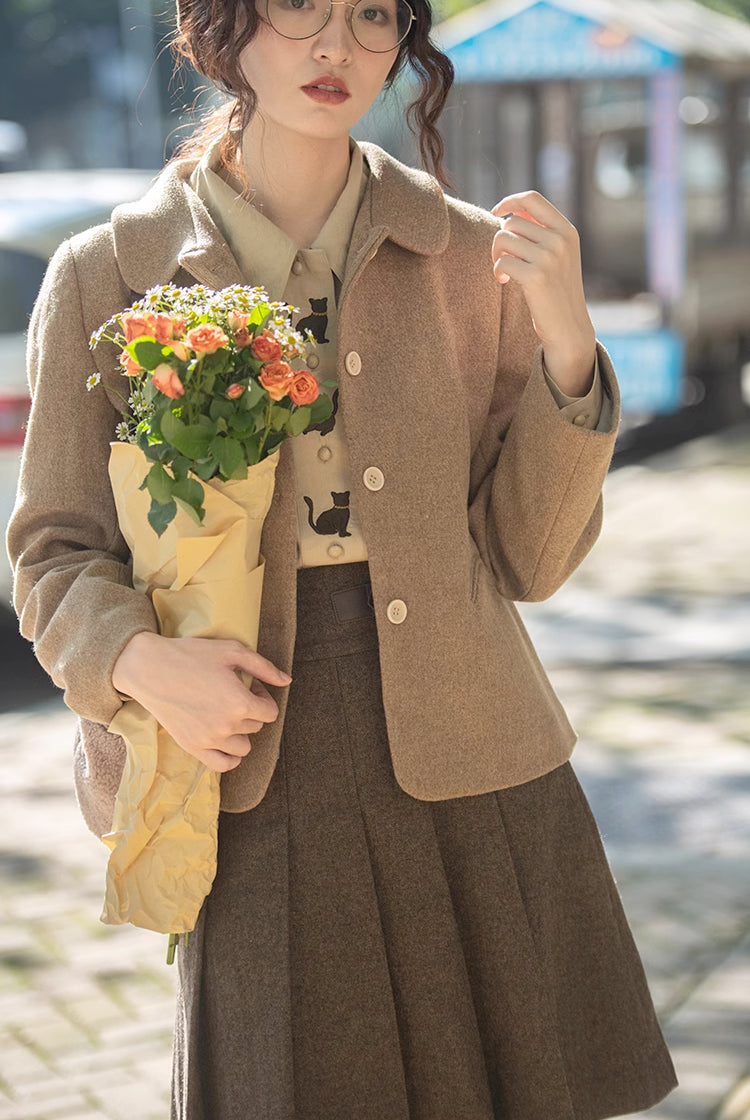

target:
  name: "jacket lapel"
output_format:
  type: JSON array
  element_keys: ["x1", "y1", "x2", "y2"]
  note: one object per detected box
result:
[{"x1": 110, "y1": 141, "x2": 452, "y2": 299}]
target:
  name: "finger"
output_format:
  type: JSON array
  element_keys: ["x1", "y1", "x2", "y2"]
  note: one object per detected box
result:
[
  {"x1": 198, "y1": 747, "x2": 245, "y2": 773},
  {"x1": 496, "y1": 211, "x2": 553, "y2": 245},
  {"x1": 492, "y1": 254, "x2": 532, "y2": 286},
  {"x1": 223, "y1": 640, "x2": 292, "y2": 686},
  {"x1": 492, "y1": 228, "x2": 541, "y2": 267},
  {"x1": 491, "y1": 190, "x2": 568, "y2": 231}
]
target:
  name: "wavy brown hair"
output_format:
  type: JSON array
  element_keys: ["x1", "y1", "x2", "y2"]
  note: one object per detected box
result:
[{"x1": 167, "y1": 0, "x2": 455, "y2": 189}]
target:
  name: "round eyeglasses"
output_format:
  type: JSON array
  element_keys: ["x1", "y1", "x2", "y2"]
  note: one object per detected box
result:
[{"x1": 264, "y1": 0, "x2": 415, "y2": 53}]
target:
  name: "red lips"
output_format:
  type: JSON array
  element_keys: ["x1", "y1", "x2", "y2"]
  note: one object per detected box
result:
[{"x1": 301, "y1": 73, "x2": 350, "y2": 95}]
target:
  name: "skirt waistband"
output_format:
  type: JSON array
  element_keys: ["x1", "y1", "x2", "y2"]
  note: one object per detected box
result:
[{"x1": 293, "y1": 560, "x2": 378, "y2": 664}]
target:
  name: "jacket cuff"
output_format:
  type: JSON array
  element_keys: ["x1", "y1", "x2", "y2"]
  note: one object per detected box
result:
[{"x1": 543, "y1": 353, "x2": 603, "y2": 430}]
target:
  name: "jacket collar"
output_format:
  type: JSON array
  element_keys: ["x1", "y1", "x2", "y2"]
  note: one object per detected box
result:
[{"x1": 111, "y1": 141, "x2": 450, "y2": 296}]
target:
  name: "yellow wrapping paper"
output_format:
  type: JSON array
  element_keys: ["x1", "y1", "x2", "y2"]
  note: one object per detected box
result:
[{"x1": 100, "y1": 440, "x2": 280, "y2": 934}]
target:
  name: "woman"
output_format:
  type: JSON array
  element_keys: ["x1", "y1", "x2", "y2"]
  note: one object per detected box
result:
[{"x1": 7, "y1": 0, "x2": 679, "y2": 1116}]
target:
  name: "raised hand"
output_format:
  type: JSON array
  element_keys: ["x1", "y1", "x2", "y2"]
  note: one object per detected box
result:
[{"x1": 491, "y1": 190, "x2": 596, "y2": 396}]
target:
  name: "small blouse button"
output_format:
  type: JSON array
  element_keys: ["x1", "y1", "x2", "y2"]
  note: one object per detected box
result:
[
  {"x1": 345, "y1": 351, "x2": 362, "y2": 376},
  {"x1": 291, "y1": 256, "x2": 303, "y2": 276},
  {"x1": 318, "y1": 445, "x2": 333, "y2": 462},
  {"x1": 573, "y1": 413, "x2": 588, "y2": 427},
  {"x1": 327, "y1": 542, "x2": 344, "y2": 559},
  {"x1": 386, "y1": 599, "x2": 407, "y2": 624},
  {"x1": 363, "y1": 466, "x2": 384, "y2": 491},
  {"x1": 308, "y1": 354, "x2": 320, "y2": 369}
]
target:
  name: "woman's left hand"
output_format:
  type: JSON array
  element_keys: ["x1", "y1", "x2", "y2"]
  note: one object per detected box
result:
[{"x1": 491, "y1": 190, "x2": 596, "y2": 397}]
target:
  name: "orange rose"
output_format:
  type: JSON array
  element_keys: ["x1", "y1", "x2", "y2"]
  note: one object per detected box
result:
[
  {"x1": 152, "y1": 362, "x2": 185, "y2": 399},
  {"x1": 288, "y1": 370, "x2": 319, "y2": 406},
  {"x1": 227, "y1": 311, "x2": 250, "y2": 332},
  {"x1": 119, "y1": 349, "x2": 142, "y2": 377},
  {"x1": 172, "y1": 315, "x2": 186, "y2": 334},
  {"x1": 251, "y1": 330, "x2": 282, "y2": 362},
  {"x1": 184, "y1": 324, "x2": 229, "y2": 354},
  {"x1": 121, "y1": 312, "x2": 157, "y2": 343},
  {"x1": 226, "y1": 382, "x2": 244, "y2": 400},
  {"x1": 154, "y1": 314, "x2": 177, "y2": 345},
  {"x1": 259, "y1": 360, "x2": 294, "y2": 401},
  {"x1": 233, "y1": 328, "x2": 251, "y2": 348}
]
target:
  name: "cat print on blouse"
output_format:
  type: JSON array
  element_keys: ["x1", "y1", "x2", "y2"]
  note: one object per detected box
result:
[
  {"x1": 296, "y1": 296, "x2": 330, "y2": 344},
  {"x1": 303, "y1": 491, "x2": 352, "y2": 537}
]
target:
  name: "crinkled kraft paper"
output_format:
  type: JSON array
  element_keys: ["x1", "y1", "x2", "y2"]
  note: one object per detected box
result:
[{"x1": 100, "y1": 441, "x2": 279, "y2": 934}]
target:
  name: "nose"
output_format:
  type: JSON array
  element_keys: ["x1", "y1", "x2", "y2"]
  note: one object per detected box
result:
[{"x1": 311, "y1": 1, "x2": 355, "y2": 62}]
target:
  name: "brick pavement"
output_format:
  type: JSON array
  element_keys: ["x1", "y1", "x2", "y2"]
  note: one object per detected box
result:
[{"x1": 0, "y1": 425, "x2": 748, "y2": 1119}]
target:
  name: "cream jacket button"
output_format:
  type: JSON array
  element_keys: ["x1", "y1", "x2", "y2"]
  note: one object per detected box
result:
[
  {"x1": 387, "y1": 599, "x2": 407, "y2": 624},
  {"x1": 573, "y1": 413, "x2": 588, "y2": 426},
  {"x1": 363, "y1": 466, "x2": 384, "y2": 490},
  {"x1": 345, "y1": 351, "x2": 362, "y2": 376},
  {"x1": 291, "y1": 256, "x2": 303, "y2": 275},
  {"x1": 318, "y1": 445, "x2": 332, "y2": 462},
  {"x1": 327, "y1": 542, "x2": 344, "y2": 559},
  {"x1": 308, "y1": 353, "x2": 320, "y2": 369}
]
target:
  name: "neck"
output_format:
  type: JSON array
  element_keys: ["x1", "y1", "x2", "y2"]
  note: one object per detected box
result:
[{"x1": 235, "y1": 118, "x2": 352, "y2": 248}]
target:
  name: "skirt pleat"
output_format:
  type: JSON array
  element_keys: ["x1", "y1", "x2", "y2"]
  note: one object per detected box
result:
[{"x1": 171, "y1": 560, "x2": 678, "y2": 1120}]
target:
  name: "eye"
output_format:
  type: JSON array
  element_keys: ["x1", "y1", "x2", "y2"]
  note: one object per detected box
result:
[{"x1": 358, "y1": 3, "x2": 389, "y2": 21}]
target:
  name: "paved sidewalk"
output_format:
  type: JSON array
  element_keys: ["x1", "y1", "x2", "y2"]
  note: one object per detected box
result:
[{"x1": 0, "y1": 425, "x2": 748, "y2": 1119}]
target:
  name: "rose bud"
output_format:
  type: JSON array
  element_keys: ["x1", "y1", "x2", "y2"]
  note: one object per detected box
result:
[
  {"x1": 152, "y1": 362, "x2": 185, "y2": 399},
  {"x1": 227, "y1": 311, "x2": 250, "y2": 332},
  {"x1": 226, "y1": 382, "x2": 245, "y2": 400},
  {"x1": 170, "y1": 340, "x2": 190, "y2": 362},
  {"x1": 119, "y1": 349, "x2": 142, "y2": 376},
  {"x1": 234, "y1": 327, "x2": 251, "y2": 348}
]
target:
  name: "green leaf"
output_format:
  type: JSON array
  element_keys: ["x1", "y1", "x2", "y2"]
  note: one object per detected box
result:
[
  {"x1": 210, "y1": 398, "x2": 234, "y2": 421},
  {"x1": 171, "y1": 456, "x2": 191, "y2": 482},
  {"x1": 148, "y1": 498, "x2": 177, "y2": 537},
  {"x1": 307, "y1": 394, "x2": 333, "y2": 423},
  {"x1": 128, "y1": 338, "x2": 166, "y2": 370},
  {"x1": 172, "y1": 477, "x2": 205, "y2": 510},
  {"x1": 287, "y1": 405, "x2": 311, "y2": 436},
  {"x1": 160, "y1": 408, "x2": 185, "y2": 444},
  {"x1": 145, "y1": 462, "x2": 174, "y2": 505},
  {"x1": 241, "y1": 379, "x2": 265, "y2": 410},
  {"x1": 192, "y1": 456, "x2": 219, "y2": 480},
  {"x1": 219, "y1": 437, "x2": 245, "y2": 478},
  {"x1": 167, "y1": 421, "x2": 214, "y2": 460},
  {"x1": 270, "y1": 404, "x2": 290, "y2": 431},
  {"x1": 243, "y1": 436, "x2": 262, "y2": 465},
  {"x1": 174, "y1": 497, "x2": 204, "y2": 526}
]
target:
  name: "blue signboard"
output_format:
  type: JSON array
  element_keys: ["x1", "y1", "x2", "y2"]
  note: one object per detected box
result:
[
  {"x1": 596, "y1": 330, "x2": 684, "y2": 414},
  {"x1": 440, "y1": 0, "x2": 679, "y2": 82}
]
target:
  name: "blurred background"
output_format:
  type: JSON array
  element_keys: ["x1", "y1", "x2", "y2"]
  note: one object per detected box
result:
[{"x1": 0, "y1": 1, "x2": 748, "y2": 1118}]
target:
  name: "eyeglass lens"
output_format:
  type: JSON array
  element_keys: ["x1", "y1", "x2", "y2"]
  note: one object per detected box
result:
[{"x1": 266, "y1": 0, "x2": 413, "y2": 51}]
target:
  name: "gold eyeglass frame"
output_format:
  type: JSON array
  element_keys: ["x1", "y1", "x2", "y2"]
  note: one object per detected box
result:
[{"x1": 263, "y1": 0, "x2": 416, "y2": 52}]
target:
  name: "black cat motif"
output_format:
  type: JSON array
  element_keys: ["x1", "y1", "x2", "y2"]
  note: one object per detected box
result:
[
  {"x1": 303, "y1": 491, "x2": 352, "y2": 537},
  {"x1": 304, "y1": 387, "x2": 338, "y2": 437},
  {"x1": 297, "y1": 297, "x2": 329, "y2": 344}
]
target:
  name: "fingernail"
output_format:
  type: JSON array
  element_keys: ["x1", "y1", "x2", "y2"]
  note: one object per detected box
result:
[{"x1": 279, "y1": 671, "x2": 293, "y2": 684}]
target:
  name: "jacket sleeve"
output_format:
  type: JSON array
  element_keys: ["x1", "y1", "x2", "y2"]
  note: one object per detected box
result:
[
  {"x1": 5, "y1": 238, "x2": 159, "y2": 724},
  {"x1": 466, "y1": 277, "x2": 621, "y2": 602}
]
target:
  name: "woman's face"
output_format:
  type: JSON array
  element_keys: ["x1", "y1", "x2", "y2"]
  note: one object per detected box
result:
[{"x1": 238, "y1": 0, "x2": 400, "y2": 143}]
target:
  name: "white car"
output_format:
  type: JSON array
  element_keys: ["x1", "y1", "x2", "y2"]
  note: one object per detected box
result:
[{"x1": 0, "y1": 168, "x2": 157, "y2": 617}]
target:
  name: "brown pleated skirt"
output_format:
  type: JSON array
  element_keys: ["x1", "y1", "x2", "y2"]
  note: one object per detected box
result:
[{"x1": 171, "y1": 559, "x2": 678, "y2": 1120}]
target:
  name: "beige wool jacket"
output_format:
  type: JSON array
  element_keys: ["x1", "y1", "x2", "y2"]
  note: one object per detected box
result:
[{"x1": 7, "y1": 141, "x2": 621, "y2": 838}]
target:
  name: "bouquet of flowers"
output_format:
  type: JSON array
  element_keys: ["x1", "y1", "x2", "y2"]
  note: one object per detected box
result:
[{"x1": 89, "y1": 283, "x2": 333, "y2": 957}]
